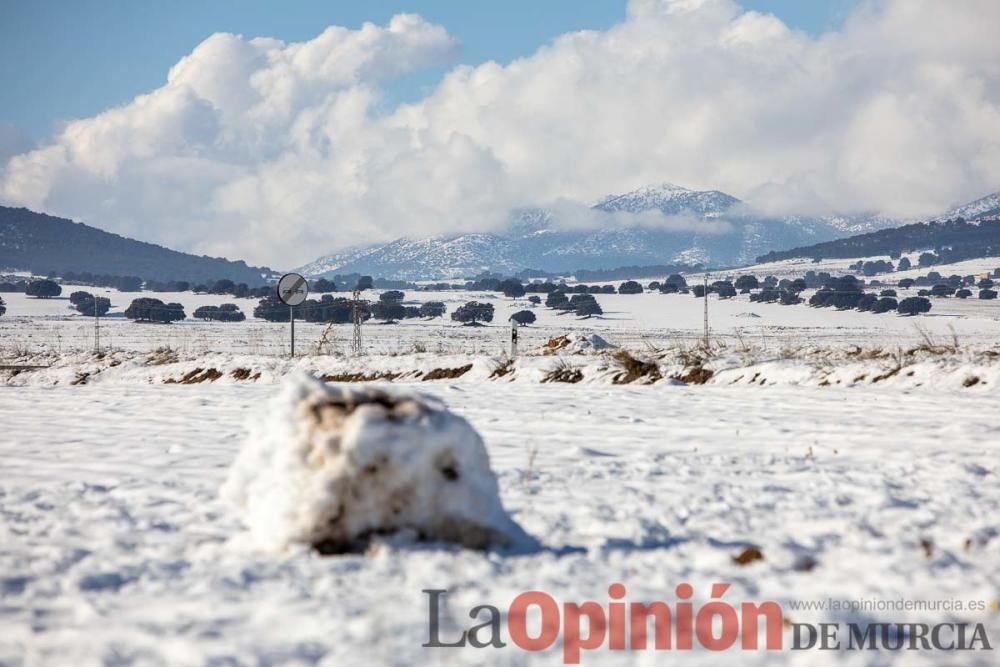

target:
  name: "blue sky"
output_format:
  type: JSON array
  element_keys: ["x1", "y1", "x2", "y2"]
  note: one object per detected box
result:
[
  {"x1": 2, "y1": 0, "x2": 995, "y2": 266},
  {"x1": 1, "y1": 0, "x2": 858, "y2": 140}
]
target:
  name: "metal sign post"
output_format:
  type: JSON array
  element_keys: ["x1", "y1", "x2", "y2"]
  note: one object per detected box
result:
[
  {"x1": 277, "y1": 273, "x2": 308, "y2": 358},
  {"x1": 510, "y1": 318, "x2": 520, "y2": 358}
]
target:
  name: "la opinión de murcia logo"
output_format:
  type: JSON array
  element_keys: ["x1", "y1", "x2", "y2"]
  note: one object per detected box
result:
[{"x1": 423, "y1": 584, "x2": 995, "y2": 664}]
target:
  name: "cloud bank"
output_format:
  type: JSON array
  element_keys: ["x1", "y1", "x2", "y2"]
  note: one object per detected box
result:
[{"x1": 2, "y1": 0, "x2": 999, "y2": 267}]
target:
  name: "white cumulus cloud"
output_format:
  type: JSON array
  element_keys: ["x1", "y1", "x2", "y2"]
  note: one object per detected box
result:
[{"x1": 2, "y1": 0, "x2": 999, "y2": 268}]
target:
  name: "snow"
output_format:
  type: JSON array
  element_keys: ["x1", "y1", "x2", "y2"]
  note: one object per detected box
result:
[
  {"x1": 1, "y1": 382, "x2": 998, "y2": 665},
  {"x1": 944, "y1": 191, "x2": 1000, "y2": 220},
  {"x1": 221, "y1": 373, "x2": 536, "y2": 553},
  {"x1": 731, "y1": 255, "x2": 1000, "y2": 282},
  {"x1": 3, "y1": 271, "x2": 1000, "y2": 664},
  {"x1": 7, "y1": 273, "x2": 1000, "y2": 361}
]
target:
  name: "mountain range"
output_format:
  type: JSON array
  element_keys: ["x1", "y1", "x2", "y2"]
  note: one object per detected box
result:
[
  {"x1": 4, "y1": 185, "x2": 997, "y2": 285},
  {"x1": 298, "y1": 183, "x2": 983, "y2": 280},
  {"x1": 0, "y1": 206, "x2": 273, "y2": 284}
]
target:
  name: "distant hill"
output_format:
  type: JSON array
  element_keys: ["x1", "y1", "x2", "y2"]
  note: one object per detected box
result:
[
  {"x1": 0, "y1": 206, "x2": 273, "y2": 284},
  {"x1": 755, "y1": 213, "x2": 1000, "y2": 266}
]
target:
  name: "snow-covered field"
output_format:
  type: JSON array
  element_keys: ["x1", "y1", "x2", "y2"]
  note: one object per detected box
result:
[
  {"x1": 4, "y1": 259, "x2": 1000, "y2": 360},
  {"x1": 2, "y1": 266, "x2": 999, "y2": 665},
  {"x1": 2, "y1": 382, "x2": 998, "y2": 665}
]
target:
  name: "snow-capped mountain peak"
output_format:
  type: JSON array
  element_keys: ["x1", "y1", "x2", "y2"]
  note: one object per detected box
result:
[
  {"x1": 595, "y1": 183, "x2": 740, "y2": 217},
  {"x1": 944, "y1": 191, "x2": 1000, "y2": 221},
  {"x1": 296, "y1": 186, "x2": 1000, "y2": 280}
]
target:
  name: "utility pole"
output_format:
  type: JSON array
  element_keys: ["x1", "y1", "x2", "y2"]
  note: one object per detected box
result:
[{"x1": 703, "y1": 272, "x2": 710, "y2": 350}]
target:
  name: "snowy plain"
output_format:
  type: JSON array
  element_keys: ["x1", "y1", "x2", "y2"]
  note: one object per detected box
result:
[
  {"x1": 2, "y1": 262, "x2": 1000, "y2": 665},
  {"x1": 2, "y1": 382, "x2": 999, "y2": 666},
  {"x1": 4, "y1": 255, "x2": 1000, "y2": 359}
]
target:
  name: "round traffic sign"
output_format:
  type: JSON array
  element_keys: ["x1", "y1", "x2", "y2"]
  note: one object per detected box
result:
[{"x1": 277, "y1": 273, "x2": 308, "y2": 306}]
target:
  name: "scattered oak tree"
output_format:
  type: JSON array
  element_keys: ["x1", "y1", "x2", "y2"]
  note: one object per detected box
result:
[
  {"x1": 897, "y1": 296, "x2": 932, "y2": 316},
  {"x1": 451, "y1": 301, "x2": 494, "y2": 325},
  {"x1": 76, "y1": 295, "x2": 111, "y2": 317},
  {"x1": 419, "y1": 301, "x2": 447, "y2": 318},
  {"x1": 379, "y1": 290, "x2": 405, "y2": 304},
  {"x1": 498, "y1": 279, "x2": 526, "y2": 299},
  {"x1": 510, "y1": 310, "x2": 536, "y2": 325},
  {"x1": 872, "y1": 297, "x2": 898, "y2": 314},
  {"x1": 618, "y1": 280, "x2": 643, "y2": 294},
  {"x1": 576, "y1": 300, "x2": 604, "y2": 318},
  {"x1": 69, "y1": 291, "x2": 93, "y2": 306},
  {"x1": 193, "y1": 303, "x2": 246, "y2": 321},
  {"x1": 371, "y1": 301, "x2": 406, "y2": 323},
  {"x1": 26, "y1": 279, "x2": 61, "y2": 299},
  {"x1": 125, "y1": 297, "x2": 185, "y2": 323}
]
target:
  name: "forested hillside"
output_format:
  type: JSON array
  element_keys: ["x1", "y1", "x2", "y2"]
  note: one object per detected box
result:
[{"x1": 0, "y1": 206, "x2": 272, "y2": 284}]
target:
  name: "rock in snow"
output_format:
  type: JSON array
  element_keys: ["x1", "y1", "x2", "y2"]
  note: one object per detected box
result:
[
  {"x1": 541, "y1": 333, "x2": 614, "y2": 355},
  {"x1": 221, "y1": 373, "x2": 536, "y2": 553}
]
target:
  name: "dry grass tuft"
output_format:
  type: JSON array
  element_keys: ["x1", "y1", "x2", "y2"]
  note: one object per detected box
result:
[
  {"x1": 490, "y1": 359, "x2": 514, "y2": 379},
  {"x1": 320, "y1": 371, "x2": 401, "y2": 382},
  {"x1": 167, "y1": 367, "x2": 223, "y2": 384},
  {"x1": 732, "y1": 546, "x2": 765, "y2": 566},
  {"x1": 542, "y1": 359, "x2": 583, "y2": 383},
  {"x1": 423, "y1": 364, "x2": 473, "y2": 381},
  {"x1": 612, "y1": 350, "x2": 662, "y2": 384}
]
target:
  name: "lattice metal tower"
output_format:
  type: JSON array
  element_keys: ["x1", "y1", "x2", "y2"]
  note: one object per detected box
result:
[
  {"x1": 94, "y1": 305, "x2": 101, "y2": 354},
  {"x1": 703, "y1": 272, "x2": 710, "y2": 350},
  {"x1": 351, "y1": 288, "x2": 364, "y2": 355}
]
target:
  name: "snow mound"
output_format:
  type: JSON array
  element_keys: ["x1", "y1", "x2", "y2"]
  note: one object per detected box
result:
[
  {"x1": 221, "y1": 372, "x2": 536, "y2": 553},
  {"x1": 541, "y1": 333, "x2": 614, "y2": 355}
]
